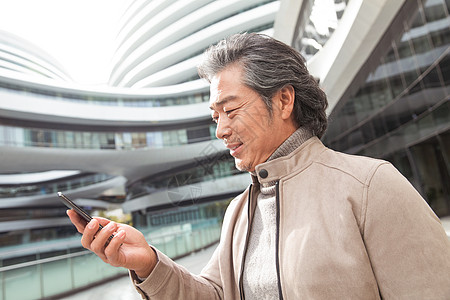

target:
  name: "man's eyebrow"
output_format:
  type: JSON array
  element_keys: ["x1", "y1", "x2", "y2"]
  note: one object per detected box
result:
[{"x1": 209, "y1": 95, "x2": 237, "y2": 110}]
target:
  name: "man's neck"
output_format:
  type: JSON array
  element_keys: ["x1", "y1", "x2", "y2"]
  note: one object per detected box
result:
[{"x1": 267, "y1": 127, "x2": 313, "y2": 162}]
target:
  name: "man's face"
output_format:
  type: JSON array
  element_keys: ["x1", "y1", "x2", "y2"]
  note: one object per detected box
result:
[{"x1": 209, "y1": 65, "x2": 292, "y2": 172}]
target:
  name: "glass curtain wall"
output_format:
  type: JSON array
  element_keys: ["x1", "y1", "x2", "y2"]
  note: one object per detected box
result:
[
  {"x1": 0, "y1": 123, "x2": 216, "y2": 149},
  {"x1": 322, "y1": 0, "x2": 450, "y2": 217}
]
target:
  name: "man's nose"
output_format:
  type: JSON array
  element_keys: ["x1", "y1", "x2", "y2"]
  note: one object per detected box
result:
[{"x1": 215, "y1": 117, "x2": 232, "y2": 140}]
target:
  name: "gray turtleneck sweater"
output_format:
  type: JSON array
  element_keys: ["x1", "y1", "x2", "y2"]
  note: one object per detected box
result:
[{"x1": 242, "y1": 127, "x2": 312, "y2": 300}]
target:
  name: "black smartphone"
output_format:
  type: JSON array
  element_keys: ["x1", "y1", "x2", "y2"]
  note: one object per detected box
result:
[
  {"x1": 58, "y1": 192, "x2": 94, "y2": 224},
  {"x1": 58, "y1": 192, "x2": 113, "y2": 245}
]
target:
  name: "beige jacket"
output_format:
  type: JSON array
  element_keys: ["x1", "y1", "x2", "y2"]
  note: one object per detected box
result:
[{"x1": 131, "y1": 137, "x2": 450, "y2": 299}]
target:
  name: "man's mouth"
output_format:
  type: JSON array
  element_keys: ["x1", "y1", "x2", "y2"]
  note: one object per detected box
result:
[{"x1": 226, "y1": 142, "x2": 243, "y2": 156}]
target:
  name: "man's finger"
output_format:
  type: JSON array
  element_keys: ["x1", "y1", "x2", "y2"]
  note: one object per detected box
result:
[
  {"x1": 67, "y1": 209, "x2": 87, "y2": 233},
  {"x1": 90, "y1": 222, "x2": 116, "y2": 257},
  {"x1": 93, "y1": 217, "x2": 111, "y2": 227},
  {"x1": 104, "y1": 229, "x2": 126, "y2": 266},
  {"x1": 80, "y1": 219, "x2": 100, "y2": 250}
]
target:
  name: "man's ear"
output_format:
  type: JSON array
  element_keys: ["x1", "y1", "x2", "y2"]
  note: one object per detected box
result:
[{"x1": 277, "y1": 85, "x2": 295, "y2": 120}]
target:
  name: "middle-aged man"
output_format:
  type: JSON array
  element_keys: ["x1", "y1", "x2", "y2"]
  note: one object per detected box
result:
[{"x1": 68, "y1": 33, "x2": 450, "y2": 299}]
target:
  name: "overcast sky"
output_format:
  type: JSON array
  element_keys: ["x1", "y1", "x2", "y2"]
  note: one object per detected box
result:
[{"x1": 0, "y1": 0, "x2": 132, "y2": 86}]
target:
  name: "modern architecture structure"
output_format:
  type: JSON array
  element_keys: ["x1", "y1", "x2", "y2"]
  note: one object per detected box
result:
[{"x1": 0, "y1": 0, "x2": 448, "y2": 299}]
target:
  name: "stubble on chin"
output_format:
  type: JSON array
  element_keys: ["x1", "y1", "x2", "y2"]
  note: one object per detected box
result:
[{"x1": 234, "y1": 158, "x2": 252, "y2": 173}]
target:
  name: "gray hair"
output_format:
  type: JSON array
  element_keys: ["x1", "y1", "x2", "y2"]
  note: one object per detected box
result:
[{"x1": 197, "y1": 32, "x2": 328, "y2": 138}]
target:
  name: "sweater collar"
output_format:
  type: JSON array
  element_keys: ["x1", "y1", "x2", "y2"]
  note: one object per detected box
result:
[
  {"x1": 251, "y1": 127, "x2": 313, "y2": 191},
  {"x1": 267, "y1": 127, "x2": 313, "y2": 162}
]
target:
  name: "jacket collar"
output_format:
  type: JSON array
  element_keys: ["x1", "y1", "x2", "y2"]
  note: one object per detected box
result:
[{"x1": 253, "y1": 137, "x2": 327, "y2": 185}]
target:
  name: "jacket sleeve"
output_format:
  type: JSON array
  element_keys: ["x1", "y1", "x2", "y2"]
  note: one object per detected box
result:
[
  {"x1": 129, "y1": 245, "x2": 223, "y2": 300},
  {"x1": 362, "y1": 162, "x2": 450, "y2": 299}
]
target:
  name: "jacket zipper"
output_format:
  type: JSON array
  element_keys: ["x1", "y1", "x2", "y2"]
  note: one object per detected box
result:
[
  {"x1": 275, "y1": 181, "x2": 284, "y2": 300},
  {"x1": 239, "y1": 184, "x2": 253, "y2": 300}
]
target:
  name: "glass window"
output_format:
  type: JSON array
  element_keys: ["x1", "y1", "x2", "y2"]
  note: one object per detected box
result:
[
  {"x1": 410, "y1": 6, "x2": 425, "y2": 28},
  {"x1": 90, "y1": 133, "x2": 100, "y2": 149},
  {"x1": 372, "y1": 115, "x2": 387, "y2": 138},
  {"x1": 348, "y1": 129, "x2": 364, "y2": 150},
  {"x1": 337, "y1": 135, "x2": 349, "y2": 152},
  {"x1": 410, "y1": 137, "x2": 450, "y2": 216},
  {"x1": 369, "y1": 79, "x2": 390, "y2": 111},
  {"x1": 178, "y1": 129, "x2": 188, "y2": 144},
  {"x1": 438, "y1": 52, "x2": 450, "y2": 85},
  {"x1": 422, "y1": 65, "x2": 443, "y2": 88},
  {"x1": 56, "y1": 131, "x2": 65, "y2": 148},
  {"x1": 384, "y1": 47, "x2": 397, "y2": 63},
  {"x1": 417, "y1": 113, "x2": 435, "y2": 139},
  {"x1": 430, "y1": 28, "x2": 450, "y2": 48},
  {"x1": 360, "y1": 121, "x2": 375, "y2": 143},
  {"x1": 383, "y1": 103, "x2": 402, "y2": 132},
  {"x1": 422, "y1": 66, "x2": 446, "y2": 108},
  {"x1": 388, "y1": 75, "x2": 405, "y2": 98},
  {"x1": 396, "y1": 40, "x2": 413, "y2": 59},
  {"x1": 384, "y1": 55, "x2": 402, "y2": 78},
  {"x1": 439, "y1": 130, "x2": 450, "y2": 174},
  {"x1": 411, "y1": 35, "x2": 433, "y2": 55},
  {"x1": 341, "y1": 100, "x2": 357, "y2": 125},
  {"x1": 408, "y1": 88, "x2": 430, "y2": 117},
  {"x1": 423, "y1": 0, "x2": 447, "y2": 22},
  {"x1": 403, "y1": 70, "x2": 420, "y2": 89},
  {"x1": 106, "y1": 132, "x2": 116, "y2": 149},
  {"x1": 323, "y1": 118, "x2": 339, "y2": 144},
  {"x1": 82, "y1": 132, "x2": 91, "y2": 148},
  {"x1": 431, "y1": 101, "x2": 450, "y2": 129},
  {"x1": 354, "y1": 88, "x2": 372, "y2": 122},
  {"x1": 65, "y1": 132, "x2": 74, "y2": 148},
  {"x1": 74, "y1": 132, "x2": 84, "y2": 149},
  {"x1": 398, "y1": 96, "x2": 415, "y2": 125},
  {"x1": 393, "y1": 150, "x2": 414, "y2": 179}
]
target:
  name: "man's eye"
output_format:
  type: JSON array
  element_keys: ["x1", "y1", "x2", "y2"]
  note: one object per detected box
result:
[
  {"x1": 211, "y1": 116, "x2": 218, "y2": 123},
  {"x1": 225, "y1": 108, "x2": 236, "y2": 115}
]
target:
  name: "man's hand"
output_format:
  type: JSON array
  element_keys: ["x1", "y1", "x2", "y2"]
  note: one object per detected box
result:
[{"x1": 67, "y1": 209, "x2": 157, "y2": 278}]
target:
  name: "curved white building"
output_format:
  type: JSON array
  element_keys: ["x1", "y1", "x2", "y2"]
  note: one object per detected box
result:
[
  {"x1": 109, "y1": 0, "x2": 279, "y2": 88},
  {"x1": 0, "y1": 30, "x2": 72, "y2": 82}
]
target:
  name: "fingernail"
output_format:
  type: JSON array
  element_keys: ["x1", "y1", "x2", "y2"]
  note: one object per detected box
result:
[
  {"x1": 116, "y1": 230, "x2": 125, "y2": 238},
  {"x1": 87, "y1": 221, "x2": 95, "y2": 229}
]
